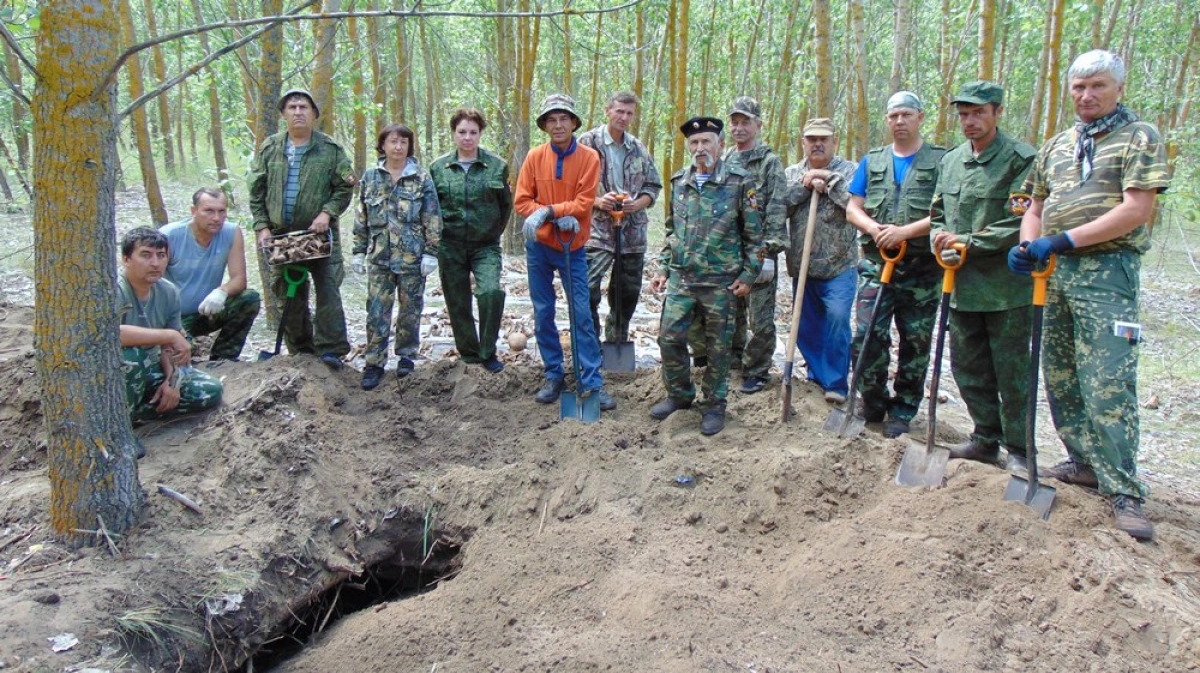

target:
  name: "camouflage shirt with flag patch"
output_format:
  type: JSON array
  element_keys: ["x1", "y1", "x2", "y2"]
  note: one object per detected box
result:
[{"x1": 1026, "y1": 119, "x2": 1169, "y2": 254}]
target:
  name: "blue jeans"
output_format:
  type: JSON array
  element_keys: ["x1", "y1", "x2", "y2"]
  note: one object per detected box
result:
[
  {"x1": 794, "y1": 266, "x2": 857, "y2": 395},
  {"x1": 526, "y1": 240, "x2": 604, "y2": 391}
]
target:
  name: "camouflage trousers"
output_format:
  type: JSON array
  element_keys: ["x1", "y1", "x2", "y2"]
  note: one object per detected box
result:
[
  {"x1": 1044, "y1": 252, "x2": 1147, "y2": 499},
  {"x1": 269, "y1": 254, "x2": 350, "y2": 357},
  {"x1": 689, "y1": 253, "x2": 778, "y2": 379},
  {"x1": 659, "y1": 279, "x2": 736, "y2": 404},
  {"x1": 439, "y1": 241, "x2": 504, "y2": 363},
  {"x1": 123, "y1": 347, "x2": 223, "y2": 422},
  {"x1": 181, "y1": 289, "x2": 262, "y2": 360},
  {"x1": 364, "y1": 262, "x2": 426, "y2": 366},
  {"x1": 851, "y1": 254, "x2": 940, "y2": 423},
  {"x1": 586, "y1": 247, "x2": 644, "y2": 343},
  {"x1": 948, "y1": 306, "x2": 1031, "y2": 451}
]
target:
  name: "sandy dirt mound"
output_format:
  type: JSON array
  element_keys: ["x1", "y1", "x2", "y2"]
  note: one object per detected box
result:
[{"x1": 1, "y1": 301, "x2": 1199, "y2": 672}]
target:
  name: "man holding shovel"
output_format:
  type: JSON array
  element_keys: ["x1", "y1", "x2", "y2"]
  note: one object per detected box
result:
[
  {"x1": 579, "y1": 91, "x2": 662, "y2": 359},
  {"x1": 650, "y1": 117, "x2": 764, "y2": 436},
  {"x1": 783, "y1": 118, "x2": 858, "y2": 405},
  {"x1": 929, "y1": 81, "x2": 1036, "y2": 470},
  {"x1": 1009, "y1": 50, "x2": 1169, "y2": 540}
]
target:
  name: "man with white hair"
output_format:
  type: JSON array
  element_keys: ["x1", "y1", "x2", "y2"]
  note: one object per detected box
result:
[{"x1": 1009, "y1": 50, "x2": 1169, "y2": 540}]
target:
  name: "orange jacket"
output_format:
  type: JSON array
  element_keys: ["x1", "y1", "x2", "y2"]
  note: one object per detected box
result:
[{"x1": 514, "y1": 139, "x2": 600, "y2": 252}]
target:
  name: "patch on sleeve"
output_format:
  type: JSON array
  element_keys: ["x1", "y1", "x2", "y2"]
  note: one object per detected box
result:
[
  {"x1": 344, "y1": 172, "x2": 358, "y2": 186},
  {"x1": 745, "y1": 187, "x2": 758, "y2": 211},
  {"x1": 1008, "y1": 192, "x2": 1031, "y2": 216}
]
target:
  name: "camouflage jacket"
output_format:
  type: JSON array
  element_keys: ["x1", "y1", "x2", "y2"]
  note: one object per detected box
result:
[
  {"x1": 930, "y1": 130, "x2": 1035, "y2": 311},
  {"x1": 725, "y1": 142, "x2": 788, "y2": 256},
  {"x1": 352, "y1": 158, "x2": 443, "y2": 273},
  {"x1": 578, "y1": 125, "x2": 663, "y2": 254},
  {"x1": 428, "y1": 147, "x2": 512, "y2": 246},
  {"x1": 659, "y1": 159, "x2": 764, "y2": 287},
  {"x1": 248, "y1": 130, "x2": 356, "y2": 238},
  {"x1": 783, "y1": 155, "x2": 859, "y2": 280}
]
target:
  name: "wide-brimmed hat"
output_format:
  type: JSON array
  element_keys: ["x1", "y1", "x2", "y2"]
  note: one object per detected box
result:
[
  {"x1": 536, "y1": 94, "x2": 582, "y2": 131},
  {"x1": 278, "y1": 88, "x2": 320, "y2": 118}
]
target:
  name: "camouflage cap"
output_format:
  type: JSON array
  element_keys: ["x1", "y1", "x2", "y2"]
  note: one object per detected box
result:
[
  {"x1": 680, "y1": 116, "x2": 724, "y2": 137},
  {"x1": 536, "y1": 93, "x2": 582, "y2": 131},
  {"x1": 729, "y1": 96, "x2": 762, "y2": 120},
  {"x1": 802, "y1": 118, "x2": 837, "y2": 137},
  {"x1": 278, "y1": 88, "x2": 320, "y2": 118},
  {"x1": 886, "y1": 91, "x2": 923, "y2": 112},
  {"x1": 951, "y1": 80, "x2": 1004, "y2": 106}
]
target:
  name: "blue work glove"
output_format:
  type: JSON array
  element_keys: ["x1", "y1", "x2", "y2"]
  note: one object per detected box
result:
[
  {"x1": 555, "y1": 216, "x2": 580, "y2": 233},
  {"x1": 1007, "y1": 243, "x2": 1035, "y2": 276},
  {"x1": 1025, "y1": 232, "x2": 1074, "y2": 264},
  {"x1": 523, "y1": 208, "x2": 550, "y2": 242}
]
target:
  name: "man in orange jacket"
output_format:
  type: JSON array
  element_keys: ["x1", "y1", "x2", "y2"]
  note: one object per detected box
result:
[{"x1": 515, "y1": 94, "x2": 613, "y2": 410}]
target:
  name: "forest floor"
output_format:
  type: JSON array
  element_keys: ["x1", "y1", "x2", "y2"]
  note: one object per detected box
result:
[{"x1": 1, "y1": 187, "x2": 1199, "y2": 672}]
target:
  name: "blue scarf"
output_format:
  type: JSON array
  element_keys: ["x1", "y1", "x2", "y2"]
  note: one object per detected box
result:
[{"x1": 551, "y1": 138, "x2": 577, "y2": 180}]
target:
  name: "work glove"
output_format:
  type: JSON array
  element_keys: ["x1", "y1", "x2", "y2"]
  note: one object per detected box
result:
[
  {"x1": 421, "y1": 254, "x2": 438, "y2": 277},
  {"x1": 197, "y1": 288, "x2": 227, "y2": 317},
  {"x1": 555, "y1": 216, "x2": 580, "y2": 233},
  {"x1": 1007, "y1": 243, "x2": 1035, "y2": 276},
  {"x1": 939, "y1": 248, "x2": 962, "y2": 266},
  {"x1": 351, "y1": 253, "x2": 366, "y2": 274},
  {"x1": 1024, "y1": 232, "x2": 1075, "y2": 264},
  {"x1": 755, "y1": 258, "x2": 775, "y2": 284},
  {"x1": 523, "y1": 208, "x2": 550, "y2": 242}
]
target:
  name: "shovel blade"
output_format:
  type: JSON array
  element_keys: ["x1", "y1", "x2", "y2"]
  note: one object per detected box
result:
[
  {"x1": 257, "y1": 350, "x2": 276, "y2": 362},
  {"x1": 560, "y1": 390, "x2": 601, "y2": 423},
  {"x1": 601, "y1": 341, "x2": 637, "y2": 372},
  {"x1": 823, "y1": 407, "x2": 865, "y2": 438},
  {"x1": 895, "y1": 444, "x2": 950, "y2": 488},
  {"x1": 1003, "y1": 474, "x2": 1056, "y2": 520}
]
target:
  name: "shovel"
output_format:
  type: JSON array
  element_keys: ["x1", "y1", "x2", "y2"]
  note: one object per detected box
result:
[
  {"x1": 258, "y1": 264, "x2": 309, "y2": 361},
  {"x1": 781, "y1": 191, "x2": 820, "y2": 422},
  {"x1": 823, "y1": 241, "x2": 907, "y2": 438},
  {"x1": 1004, "y1": 255, "x2": 1056, "y2": 519},
  {"x1": 896, "y1": 243, "x2": 966, "y2": 488},
  {"x1": 601, "y1": 194, "x2": 636, "y2": 372},
  {"x1": 558, "y1": 229, "x2": 601, "y2": 423}
]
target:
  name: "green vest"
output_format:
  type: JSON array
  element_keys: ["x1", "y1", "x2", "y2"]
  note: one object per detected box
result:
[{"x1": 861, "y1": 142, "x2": 945, "y2": 257}]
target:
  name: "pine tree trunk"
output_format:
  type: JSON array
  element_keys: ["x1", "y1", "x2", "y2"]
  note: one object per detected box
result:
[
  {"x1": 118, "y1": 0, "x2": 167, "y2": 224},
  {"x1": 141, "y1": 0, "x2": 175, "y2": 174},
  {"x1": 979, "y1": 0, "x2": 996, "y2": 79},
  {"x1": 891, "y1": 0, "x2": 911, "y2": 93},
  {"x1": 255, "y1": 0, "x2": 285, "y2": 326},
  {"x1": 349, "y1": 13, "x2": 367, "y2": 175},
  {"x1": 850, "y1": 0, "x2": 869, "y2": 159},
  {"x1": 1042, "y1": 0, "x2": 1066, "y2": 140},
  {"x1": 35, "y1": 0, "x2": 145, "y2": 547},
  {"x1": 311, "y1": 0, "x2": 338, "y2": 136},
  {"x1": 368, "y1": 1, "x2": 385, "y2": 133}
]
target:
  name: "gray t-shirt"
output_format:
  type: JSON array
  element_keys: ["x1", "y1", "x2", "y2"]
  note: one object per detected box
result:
[{"x1": 118, "y1": 272, "x2": 182, "y2": 362}]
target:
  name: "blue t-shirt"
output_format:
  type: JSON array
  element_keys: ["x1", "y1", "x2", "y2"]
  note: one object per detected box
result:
[
  {"x1": 848, "y1": 151, "x2": 917, "y2": 197},
  {"x1": 162, "y1": 219, "x2": 236, "y2": 315}
]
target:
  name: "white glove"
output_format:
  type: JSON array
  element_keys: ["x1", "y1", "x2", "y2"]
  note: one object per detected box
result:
[
  {"x1": 555, "y1": 216, "x2": 580, "y2": 233},
  {"x1": 351, "y1": 253, "x2": 366, "y2": 274},
  {"x1": 421, "y1": 254, "x2": 438, "y2": 277},
  {"x1": 523, "y1": 208, "x2": 550, "y2": 242},
  {"x1": 197, "y1": 288, "x2": 227, "y2": 316},
  {"x1": 940, "y1": 248, "x2": 962, "y2": 265},
  {"x1": 755, "y1": 258, "x2": 776, "y2": 284}
]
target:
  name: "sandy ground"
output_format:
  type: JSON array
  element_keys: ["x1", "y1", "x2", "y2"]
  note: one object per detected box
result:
[{"x1": 1, "y1": 295, "x2": 1199, "y2": 673}]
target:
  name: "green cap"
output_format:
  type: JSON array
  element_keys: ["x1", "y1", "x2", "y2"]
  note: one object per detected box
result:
[{"x1": 951, "y1": 81, "x2": 1004, "y2": 106}]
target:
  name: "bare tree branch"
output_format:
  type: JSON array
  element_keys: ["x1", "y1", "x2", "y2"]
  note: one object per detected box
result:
[
  {"x1": 119, "y1": 0, "x2": 320, "y2": 118},
  {"x1": 0, "y1": 61, "x2": 29, "y2": 107},
  {"x1": 101, "y1": 0, "x2": 643, "y2": 93},
  {"x1": 0, "y1": 21, "x2": 38, "y2": 82}
]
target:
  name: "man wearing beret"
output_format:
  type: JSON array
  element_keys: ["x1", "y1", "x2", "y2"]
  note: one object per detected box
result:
[
  {"x1": 514, "y1": 94, "x2": 614, "y2": 411},
  {"x1": 930, "y1": 81, "x2": 1036, "y2": 469},
  {"x1": 845, "y1": 91, "x2": 946, "y2": 438},
  {"x1": 649, "y1": 117, "x2": 765, "y2": 435},
  {"x1": 248, "y1": 88, "x2": 356, "y2": 369}
]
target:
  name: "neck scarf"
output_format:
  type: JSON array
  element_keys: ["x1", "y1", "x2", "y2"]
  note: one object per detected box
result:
[
  {"x1": 551, "y1": 138, "x2": 577, "y2": 180},
  {"x1": 1074, "y1": 103, "x2": 1137, "y2": 182}
]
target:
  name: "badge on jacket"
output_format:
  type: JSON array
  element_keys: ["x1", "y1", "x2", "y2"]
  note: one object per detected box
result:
[
  {"x1": 1008, "y1": 192, "x2": 1031, "y2": 216},
  {"x1": 745, "y1": 187, "x2": 758, "y2": 211}
]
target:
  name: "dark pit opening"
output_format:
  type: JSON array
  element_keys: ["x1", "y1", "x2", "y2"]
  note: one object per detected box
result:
[{"x1": 247, "y1": 527, "x2": 465, "y2": 671}]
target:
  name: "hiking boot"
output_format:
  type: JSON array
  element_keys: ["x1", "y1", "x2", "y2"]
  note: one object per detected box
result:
[
  {"x1": 396, "y1": 356, "x2": 415, "y2": 378},
  {"x1": 948, "y1": 439, "x2": 1001, "y2": 464},
  {"x1": 701, "y1": 403, "x2": 727, "y2": 436},
  {"x1": 823, "y1": 390, "x2": 847, "y2": 405},
  {"x1": 740, "y1": 376, "x2": 767, "y2": 394},
  {"x1": 650, "y1": 397, "x2": 692, "y2": 420},
  {"x1": 1042, "y1": 460, "x2": 1099, "y2": 488},
  {"x1": 882, "y1": 417, "x2": 910, "y2": 438},
  {"x1": 1111, "y1": 495, "x2": 1154, "y2": 541},
  {"x1": 535, "y1": 378, "x2": 565, "y2": 404},
  {"x1": 692, "y1": 355, "x2": 708, "y2": 368},
  {"x1": 320, "y1": 352, "x2": 344, "y2": 371},
  {"x1": 593, "y1": 387, "x2": 616, "y2": 411},
  {"x1": 482, "y1": 356, "x2": 505, "y2": 373},
  {"x1": 1005, "y1": 449, "x2": 1028, "y2": 472},
  {"x1": 361, "y1": 365, "x2": 385, "y2": 391}
]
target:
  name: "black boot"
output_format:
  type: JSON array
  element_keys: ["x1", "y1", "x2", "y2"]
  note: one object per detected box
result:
[
  {"x1": 948, "y1": 439, "x2": 1001, "y2": 464},
  {"x1": 701, "y1": 402, "x2": 727, "y2": 436}
]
